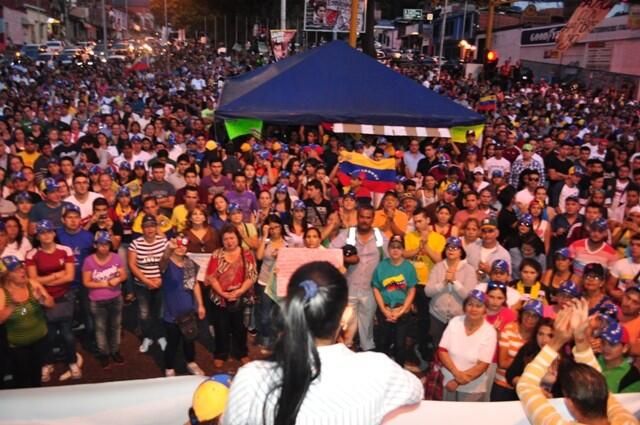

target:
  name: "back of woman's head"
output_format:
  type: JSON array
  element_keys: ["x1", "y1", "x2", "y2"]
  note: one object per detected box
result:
[
  {"x1": 268, "y1": 261, "x2": 348, "y2": 425},
  {"x1": 559, "y1": 363, "x2": 609, "y2": 420}
]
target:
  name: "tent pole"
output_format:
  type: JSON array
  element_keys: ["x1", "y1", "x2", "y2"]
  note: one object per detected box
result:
[{"x1": 349, "y1": 0, "x2": 359, "y2": 47}]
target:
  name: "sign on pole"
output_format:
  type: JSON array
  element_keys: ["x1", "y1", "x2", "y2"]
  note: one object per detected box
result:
[
  {"x1": 303, "y1": 0, "x2": 367, "y2": 33},
  {"x1": 403, "y1": 9, "x2": 423, "y2": 20},
  {"x1": 270, "y1": 29, "x2": 297, "y2": 60},
  {"x1": 554, "y1": 0, "x2": 616, "y2": 52}
]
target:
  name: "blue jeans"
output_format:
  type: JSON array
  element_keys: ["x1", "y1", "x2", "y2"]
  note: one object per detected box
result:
[
  {"x1": 46, "y1": 319, "x2": 76, "y2": 364},
  {"x1": 134, "y1": 285, "x2": 164, "y2": 340},
  {"x1": 72, "y1": 285, "x2": 95, "y2": 345},
  {"x1": 90, "y1": 296, "x2": 124, "y2": 356},
  {"x1": 255, "y1": 285, "x2": 278, "y2": 347}
]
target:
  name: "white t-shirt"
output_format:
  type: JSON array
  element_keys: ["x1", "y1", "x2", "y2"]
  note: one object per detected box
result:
[
  {"x1": 439, "y1": 315, "x2": 497, "y2": 393},
  {"x1": 1, "y1": 239, "x2": 33, "y2": 261},
  {"x1": 64, "y1": 192, "x2": 104, "y2": 221},
  {"x1": 515, "y1": 188, "x2": 535, "y2": 208},
  {"x1": 484, "y1": 157, "x2": 511, "y2": 177},
  {"x1": 610, "y1": 258, "x2": 640, "y2": 291},
  {"x1": 223, "y1": 343, "x2": 423, "y2": 425}
]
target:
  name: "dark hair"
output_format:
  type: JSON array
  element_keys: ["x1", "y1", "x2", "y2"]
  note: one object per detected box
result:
[
  {"x1": 184, "y1": 185, "x2": 199, "y2": 196},
  {"x1": 265, "y1": 214, "x2": 288, "y2": 238},
  {"x1": 219, "y1": 224, "x2": 242, "y2": 247},
  {"x1": 559, "y1": 363, "x2": 609, "y2": 419},
  {"x1": 3, "y1": 216, "x2": 25, "y2": 249},
  {"x1": 151, "y1": 162, "x2": 165, "y2": 170},
  {"x1": 184, "y1": 167, "x2": 198, "y2": 178},
  {"x1": 303, "y1": 226, "x2": 322, "y2": 242},
  {"x1": 142, "y1": 196, "x2": 158, "y2": 207},
  {"x1": 267, "y1": 262, "x2": 348, "y2": 425},
  {"x1": 72, "y1": 172, "x2": 89, "y2": 182},
  {"x1": 519, "y1": 257, "x2": 543, "y2": 281},
  {"x1": 305, "y1": 179, "x2": 322, "y2": 191},
  {"x1": 92, "y1": 197, "x2": 109, "y2": 210}
]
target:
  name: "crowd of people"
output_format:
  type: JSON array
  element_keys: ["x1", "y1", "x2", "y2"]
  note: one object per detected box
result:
[{"x1": 0, "y1": 36, "x2": 639, "y2": 423}]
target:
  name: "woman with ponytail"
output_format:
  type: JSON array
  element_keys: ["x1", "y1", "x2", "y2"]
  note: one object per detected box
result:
[{"x1": 222, "y1": 261, "x2": 423, "y2": 425}]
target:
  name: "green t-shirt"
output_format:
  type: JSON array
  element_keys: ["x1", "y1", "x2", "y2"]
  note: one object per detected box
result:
[
  {"x1": 371, "y1": 258, "x2": 417, "y2": 308},
  {"x1": 598, "y1": 356, "x2": 640, "y2": 393}
]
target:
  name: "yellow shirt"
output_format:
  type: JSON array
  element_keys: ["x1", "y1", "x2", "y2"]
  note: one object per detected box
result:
[
  {"x1": 404, "y1": 230, "x2": 446, "y2": 284},
  {"x1": 170, "y1": 204, "x2": 189, "y2": 233},
  {"x1": 18, "y1": 151, "x2": 40, "y2": 169},
  {"x1": 132, "y1": 212, "x2": 172, "y2": 234},
  {"x1": 372, "y1": 209, "x2": 408, "y2": 239}
]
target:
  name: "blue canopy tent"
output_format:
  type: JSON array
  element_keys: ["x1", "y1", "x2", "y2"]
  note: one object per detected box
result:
[{"x1": 216, "y1": 41, "x2": 484, "y2": 137}]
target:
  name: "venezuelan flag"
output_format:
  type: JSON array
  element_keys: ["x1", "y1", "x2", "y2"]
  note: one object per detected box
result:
[
  {"x1": 337, "y1": 152, "x2": 396, "y2": 193},
  {"x1": 477, "y1": 95, "x2": 497, "y2": 112}
]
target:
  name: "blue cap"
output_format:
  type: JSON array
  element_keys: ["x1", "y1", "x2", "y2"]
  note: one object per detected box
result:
[
  {"x1": 597, "y1": 302, "x2": 619, "y2": 321},
  {"x1": 14, "y1": 192, "x2": 32, "y2": 203},
  {"x1": 292, "y1": 199, "x2": 306, "y2": 211},
  {"x1": 134, "y1": 160, "x2": 146, "y2": 169},
  {"x1": 589, "y1": 218, "x2": 608, "y2": 231},
  {"x1": 251, "y1": 143, "x2": 261, "y2": 152},
  {"x1": 90, "y1": 165, "x2": 102, "y2": 175},
  {"x1": 11, "y1": 171, "x2": 26, "y2": 181},
  {"x1": 395, "y1": 175, "x2": 406, "y2": 183},
  {"x1": 116, "y1": 186, "x2": 131, "y2": 198},
  {"x1": 445, "y1": 236, "x2": 462, "y2": 249},
  {"x1": 75, "y1": 162, "x2": 87, "y2": 171},
  {"x1": 119, "y1": 161, "x2": 132, "y2": 170},
  {"x1": 275, "y1": 183, "x2": 288, "y2": 193},
  {"x1": 279, "y1": 170, "x2": 290, "y2": 179},
  {"x1": 344, "y1": 191, "x2": 357, "y2": 199},
  {"x1": 94, "y1": 230, "x2": 112, "y2": 245},
  {"x1": 62, "y1": 203, "x2": 81, "y2": 216},
  {"x1": 258, "y1": 150, "x2": 271, "y2": 160},
  {"x1": 48, "y1": 157, "x2": 60, "y2": 165},
  {"x1": 467, "y1": 289, "x2": 486, "y2": 304},
  {"x1": 519, "y1": 213, "x2": 534, "y2": 227},
  {"x1": 555, "y1": 248, "x2": 572, "y2": 259},
  {"x1": 522, "y1": 299, "x2": 543, "y2": 317},
  {"x1": 600, "y1": 321, "x2": 628, "y2": 345},
  {"x1": 558, "y1": 280, "x2": 581, "y2": 298},
  {"x1": 1, "y1": 255, "x2": 23, "y2": 271},
  {"x1": 354, "y1": 141, "x2": 364, "y2": 148},
  {"x1": 280, "y1": 143, "x2": 289, "y2": 153},
  {"x1": 41, "y1": 177, "x2": 59, "y2": 193},
  {"x1": 228, "y1": 203, "x2": 242, "y2": 213},
  {"x1": 445, "y1": 183, "x2": 460, "y2": 194},
  {"x1": 491, "y1": 259, "x2": 510, "y2": 274},
  {"x1": 141, "y1": 214, "x2": 157, "y2": 227},
  {"x1": 487, "y1": 280, "x2": 507, "y2": 292},
  {"x1": 35, "y1": 219, "x2": 55, "y2": 235},
  {"x1": 491, "y1": 169, "x2": 504, "y2": 178}
]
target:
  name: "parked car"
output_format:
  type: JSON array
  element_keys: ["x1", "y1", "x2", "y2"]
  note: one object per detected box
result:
[
  {"x1": 18, "y1": 44, "x2": 44, "y2": 60},
  {"x1": 45, "y1": 40, "x2": 65, "y2": 54}
]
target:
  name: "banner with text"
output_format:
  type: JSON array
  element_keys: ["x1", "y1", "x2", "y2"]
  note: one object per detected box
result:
[
  {"x1": 303, "y1": 0, "x2": 367, "y2": 33},
  {"x1": 554, "y1": 0, "x2": 616, "y2": 52},
  {"x1": 270, "y1": 29, "x2": 297, "y2": 61}
]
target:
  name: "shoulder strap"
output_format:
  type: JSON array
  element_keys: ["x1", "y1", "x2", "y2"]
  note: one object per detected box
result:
[{"x1": 1, "y1": 287, "x2": 14, "y2": 307}]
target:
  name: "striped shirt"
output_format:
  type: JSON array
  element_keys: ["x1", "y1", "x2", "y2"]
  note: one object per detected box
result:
[
  {"x1": 568, "y1": 239, "x2": 619, "y2": 278},
  {"x1": 495, "y1": 321, "x2": 527, "y2": 389},
  {"x1": 222, "y1": 343, "x2": 423, "y2": 425},
  {"x1": 517, "y1": 345, "x2": 638, "y2": 425},
  {"x1": 128, "y1": 235, "x2": 168, "y2": 286}
]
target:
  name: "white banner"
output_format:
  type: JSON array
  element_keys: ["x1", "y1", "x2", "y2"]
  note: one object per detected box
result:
[{"x1": 1, "y1": 376, "x2": 639, "y2": 425}]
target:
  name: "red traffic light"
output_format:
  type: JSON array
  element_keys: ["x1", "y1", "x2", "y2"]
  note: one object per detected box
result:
[{"x1": 486, "y1": 50, "x2": 498, "y2": 63}]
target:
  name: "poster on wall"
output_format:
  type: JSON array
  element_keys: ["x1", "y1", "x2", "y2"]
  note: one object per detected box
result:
[
  {"x1": 554, "y1": 0, "x2": 616, "y2": 52},
  {"x1": 629, "y1": 4, "x2": 640, "y2": 30},
  {"x1": 270, "y1": 29, "x2": 297, "y2": 60},
  {"x1": 303, "y1": 0, "x2": 367, "y2": 33}
]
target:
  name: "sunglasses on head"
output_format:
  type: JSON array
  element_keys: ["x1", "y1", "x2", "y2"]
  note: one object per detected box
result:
[{"x1": 488, "y1": 282, "x2": 507, "y2": 290}]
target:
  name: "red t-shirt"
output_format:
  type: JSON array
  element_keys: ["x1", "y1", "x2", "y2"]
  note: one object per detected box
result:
[{"x1": 25, "y1": 245, "x2": 75, "y2": 298}]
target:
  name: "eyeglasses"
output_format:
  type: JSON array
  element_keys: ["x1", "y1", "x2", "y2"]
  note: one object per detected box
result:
[
  {"x1": 446, "y1": 245, "x2": 461, "y2": 251},
  {"x1": 585, "y1": 274, "x2": 603, "y2": 280}
]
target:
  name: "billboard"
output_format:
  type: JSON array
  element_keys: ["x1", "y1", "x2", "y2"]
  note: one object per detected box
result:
[
  {"x1": 520, "y1": 24, "x2": 565, "y2": 46},
  {"x1": 270, "y1": 29, "x2": 297, "y2": 61},
  {"x1": 554, "y1": 0, "x2": 616, "y2": 52},
  {"x1": 303, "y1": 0, "x2": 367, "y2": 33}
]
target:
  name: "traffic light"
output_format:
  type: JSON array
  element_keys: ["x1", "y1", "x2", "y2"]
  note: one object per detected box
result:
[{"x1": 483, "y1": 49, "x2": 499, "y2": 81}]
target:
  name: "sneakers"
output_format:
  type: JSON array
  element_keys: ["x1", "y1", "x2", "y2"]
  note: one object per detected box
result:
[
  {"x1": 139, "y1": 338, "x2": 153, "y2": 353},
  {"x1": 99, "y1": 356, "x2": 110, "y2": 369},
  {"x1": 41, "y1": 364, "x2": 53, "y2": 383},
  {"x1": 157, "y1": 337, "x2": 167, "y2": 352},
  {"x1": 111, "y1": 352, "x2": 125, "y2": 364},
  {"x1": 187, "y1": 362, "x2": 205, "y2": 376},
  {"x1": 69, "y1": 363, "x2": 82, "y2": 380},
  {"x1": 165, "y1": 369, "x2": 176, "y2": 377}
]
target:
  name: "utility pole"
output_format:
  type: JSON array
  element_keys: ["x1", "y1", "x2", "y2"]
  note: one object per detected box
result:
[
  {"x1": 436, "y1": 0, "x2": 449, "y2": 77},
  {"x1": 164, "y1": 0, "x2": 168, "y2": 37},
  {"x1": 348, "y1": 0, "x2": 359, "y2": 47},
  {"x1": 486, "y1": 0, "x2": 496, "y2": 50},
  {"x1": 461, "y1": 0, "x2": 467, "y2": 40},
  {"x1": 281, "y1": 0, "x2": 286, "y2": 29},
  {"x1": 125, "y1": 0, "x2": 128, "y2": 38}
]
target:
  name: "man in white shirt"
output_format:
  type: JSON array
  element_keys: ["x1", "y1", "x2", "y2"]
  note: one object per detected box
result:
[
  {"x1": 515, "y1": 169, "x2": 541, "y2": 211},
  {"x1": 403, "y1": 139, "x2": 425, "y2": 178},
  {"x1": 64, "y1": 173, "x2": 104, "y2": 226},
  {"x1": 484, "y1": 143, "x2": 511, "y2": 178}
]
